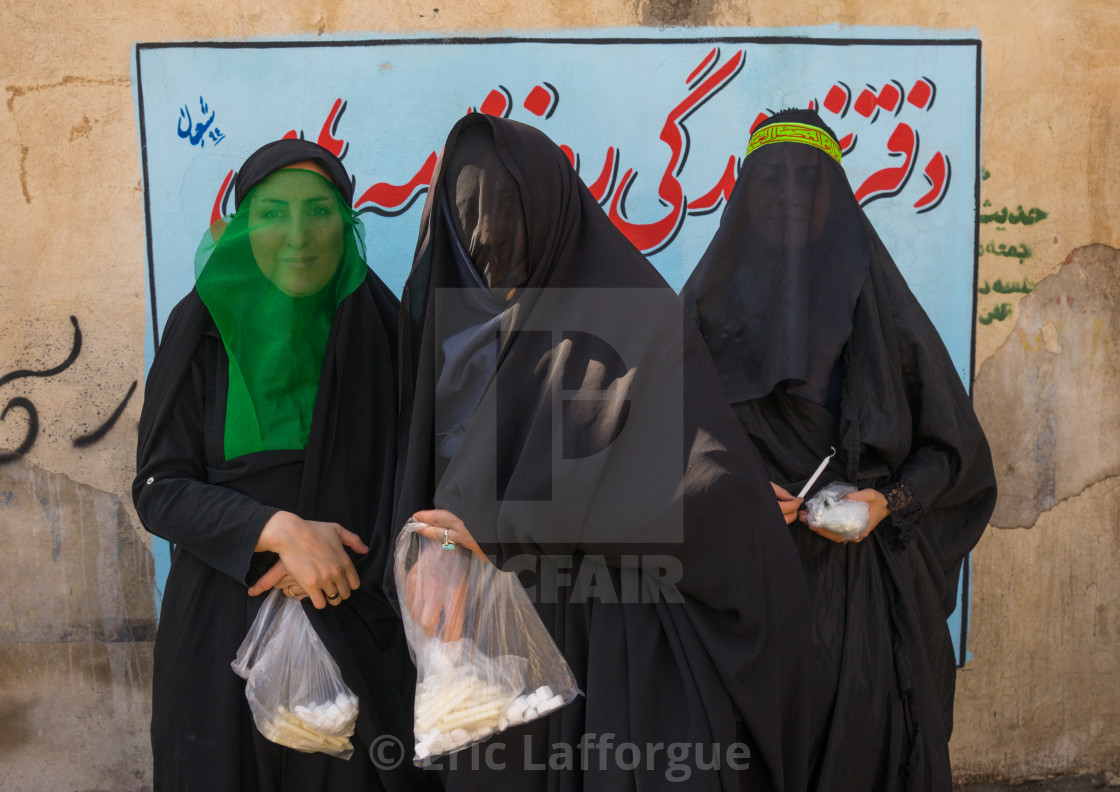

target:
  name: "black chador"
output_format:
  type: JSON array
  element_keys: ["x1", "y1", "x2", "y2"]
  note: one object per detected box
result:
[
  {"x1": 392, "y1": 114, "x2": 812, "y2": 792},
  {"x1": 682, "y1": 109, "x2": 997, "y2": 792},
  {"x1": 135, "y1": 139, "x2": 431, "y2": 791}
]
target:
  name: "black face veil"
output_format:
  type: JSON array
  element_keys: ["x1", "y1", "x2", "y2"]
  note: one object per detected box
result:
[
  {"x1": 683, "y1": 109, "x2": 868, "y2": 407},
  {"x1": 443, "y1": 123, "x2": 530, "y2": 298},
  {"x1": 681, "y1": 107, "x2": 995, "y2": 544}
]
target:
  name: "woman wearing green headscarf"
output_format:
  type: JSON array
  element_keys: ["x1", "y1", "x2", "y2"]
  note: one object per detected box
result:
[{"x1": 134, "y1": 140, "x2": 430, "y2": 791}]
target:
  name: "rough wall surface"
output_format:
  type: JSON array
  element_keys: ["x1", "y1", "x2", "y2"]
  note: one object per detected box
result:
[
  {"x1": 976, "y1": 245, "x2": 1120, "y2": 531},
  {"x1": 1, "y1": 1, "x2": 1117, "y2": 789},
  {"x1": 955, "y1": 244, "x2": 1120, "y2": 780},
  {"x1": 0, "y1": 457, "x2": 155, "y2": 790}
]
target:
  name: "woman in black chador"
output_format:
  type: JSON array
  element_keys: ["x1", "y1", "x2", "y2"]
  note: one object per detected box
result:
[
  {"x1": 134, "y1": 139, "x2": 430, "y2": 791},
  {"x1": 681, "y1": 109, "x2": 997, "y2": 792},
  {"x1": 391, "y1": 113, "x2": 812, "y2": 791}
]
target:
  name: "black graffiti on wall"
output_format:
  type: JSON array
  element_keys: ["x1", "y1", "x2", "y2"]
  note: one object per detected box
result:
[{"x1": 0, "y1": 316, "x2": 137, "y2": 465}]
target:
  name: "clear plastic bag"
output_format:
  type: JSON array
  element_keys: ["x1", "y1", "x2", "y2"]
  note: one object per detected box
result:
[
  {"x1": 232, "y1": 589, "x2": 359, "y2": 759},
  {"x1": 393, "y1": 519, "x2": 580, "y2": 763},
  {"x1": 805, "y1": 482, "x2": 870, "y2": 540}
]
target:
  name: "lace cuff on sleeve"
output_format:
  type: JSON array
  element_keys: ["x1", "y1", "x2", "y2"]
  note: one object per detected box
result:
[{"x1": 880, "y1": 480, "x2": 921, "y2": 549}]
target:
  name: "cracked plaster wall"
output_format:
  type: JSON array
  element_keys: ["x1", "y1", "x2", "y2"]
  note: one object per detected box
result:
[
  {"x1": 954, "y1": 245, "x2": 1120, "y2": 781},
  {"x1": 1, "y1": 1, "x2": 1118, "y2": 788}
]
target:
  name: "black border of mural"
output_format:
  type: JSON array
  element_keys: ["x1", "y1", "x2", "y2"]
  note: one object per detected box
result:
[{"x1": 135, "y1": 35, "x2": 983, "y2": 664}]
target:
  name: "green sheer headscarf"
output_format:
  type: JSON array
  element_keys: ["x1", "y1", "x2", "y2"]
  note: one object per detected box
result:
[{"x1": 194, "y1": 162, "x2": 367, "y2": 460}]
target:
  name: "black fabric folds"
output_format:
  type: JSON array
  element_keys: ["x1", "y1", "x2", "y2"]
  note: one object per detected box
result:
[
  {"x1": 393, "y1": 113, "x2": 812, "y2": 791},
  {"x1": 134, "y1": 140, "x2": 432, "y2": 791},
  {"x1": 682, "y1": 109, "x2": 998, "y2": 792}
]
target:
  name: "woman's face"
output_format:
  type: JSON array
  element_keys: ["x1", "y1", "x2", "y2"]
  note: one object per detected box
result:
[
  {"x1": 248, "y1": 169, "x2": 344, "y2": 297},
  {"x1": 744, "y1": 143, "x2": 830, "y2": 250}
]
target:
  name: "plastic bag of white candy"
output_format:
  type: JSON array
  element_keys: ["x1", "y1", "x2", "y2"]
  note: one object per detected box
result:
[
  {"x1": 232, "y1": 589, "x2": 359, "y2": 759},
  {"x1": 805, "y1": 482, "x2": 870, "y2": 540},
  {"x1": 394, "y1": 519, "x2": 580, "y2": 763}
]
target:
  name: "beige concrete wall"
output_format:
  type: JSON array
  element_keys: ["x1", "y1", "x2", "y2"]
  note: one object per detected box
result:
[{"x1": 1, "y1": 1, "x2": 1117, "y2": 788}]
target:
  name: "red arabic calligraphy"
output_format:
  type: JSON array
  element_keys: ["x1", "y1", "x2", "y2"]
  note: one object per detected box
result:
[
  {"x1": 853, "y1": 122, "x2": 918, "y2": 205},
  {"x1": 807, "y1": 76, "x2": 950, "y2": 208},
  {"x1": 607, "y1": 48, "x2": 744, "y2": 253},
  {"x1": 587, "y1": 147, "x2": 619, "y2": 205},
  {"x1": 207, "y1": 66, "x2": 954, "y2": 251},
  {"x1": 687, "y1": 48, "x2": 720, "y2": 86},
  {"x1": 476, "y1": 86, "x2": 512, "y2": 117},
  {"x1": 209, "y1": 169, "x2": 235, "y2": 227},
  {"x1": 523, "y1": 82, "x2": 559, "y2": 118},
  {"x1": 914, "y1": 150, "x2": 950, "y2": 212},
  {"x1": 355, "y1": 152, "x2": 438, "y2": 217},
  {"x1": 686, "y1": 155, "x2": 738, "y2": 216},
  {"x1": 317, "y1": 98, "x2": 349, "y2": 159},
  {"x1": 209, "y1": 98, "x2": 440, "y2": 219}
]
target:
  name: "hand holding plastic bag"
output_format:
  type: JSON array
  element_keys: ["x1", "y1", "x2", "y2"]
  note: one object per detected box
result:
[
  {"x1": 404, "y1": 537, "x2": 473, "y2": 642},
  {"x1": 805, "y1": 482, "x2": 870, "y2": 541},
  {"x1": 232, "y1": 589, "x2": 359, "y2": 759},
  {"x1": 394, "y1": 518, "x2": 580, "y2": 762}
]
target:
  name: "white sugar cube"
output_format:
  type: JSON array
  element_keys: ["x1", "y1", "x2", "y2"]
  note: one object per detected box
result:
[{"x1": 538, "y1": 695, "x2": 564, "y2": 714}]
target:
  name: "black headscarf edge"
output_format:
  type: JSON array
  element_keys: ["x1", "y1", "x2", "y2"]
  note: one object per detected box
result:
[{"x1": 234, "y1": 138, "x2": 355, "y2": 208}]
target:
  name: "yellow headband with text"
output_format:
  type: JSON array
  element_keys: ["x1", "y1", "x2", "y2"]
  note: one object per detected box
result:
[{"x1": 745, "y1": 121, "x2": 842, "y2": 164}]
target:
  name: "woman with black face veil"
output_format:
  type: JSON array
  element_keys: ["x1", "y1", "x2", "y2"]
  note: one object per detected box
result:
[
  {"x1": 392, "y1": 113, "x2": 812, "y2": 791},
  {"x1": 681, "y1": 109, "x2": 997, "y2": 792},
  {"x1": 134, "y1": 139, "x2": 432, "y2": 791}
]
